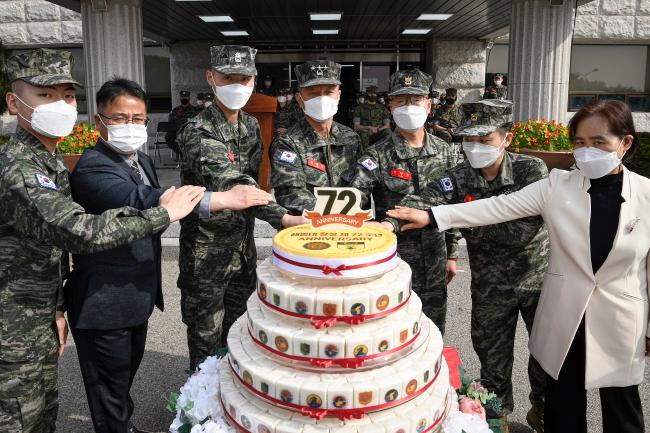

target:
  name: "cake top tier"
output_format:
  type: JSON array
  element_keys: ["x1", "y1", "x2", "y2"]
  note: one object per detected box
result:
[{"x1": 272, "y1": 224, "x2": 398, "y2": 280}]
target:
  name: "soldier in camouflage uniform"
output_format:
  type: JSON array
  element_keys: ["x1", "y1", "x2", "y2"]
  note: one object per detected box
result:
[
  {"x1": 484, "y1": 73, "x2": 508, "y2": 100},
  {"x1": 347, "y1": 69, "x2": 460, "y2": 335},
  {"x1": 431, "y1": 88, "x2": 464, "y2": 143},
  {"x1": 166, "y1": 90, "x2": 200, "y2": 153},
  {"x1": 274, "y1": 88, "x2": 302, "y2": 135},
  {"x1": 269, "y1": 60, "x2": 361, "y2": 215},
  {"x1": 0, "y1": 48, "x2": 202, "y2": 433},
  {"x1": 176, "y1": 45, "x2": 304, "y2": 370},
  {"x1": 386, "y1": 100, "x2": 548, "y2": 433},
  {"x1": 353, "y1": 85, "x2": 391, "y2": 150}
]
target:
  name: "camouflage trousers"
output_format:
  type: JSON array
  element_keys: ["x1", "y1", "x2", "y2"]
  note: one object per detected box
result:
[
  {"x1": 0, "y1": 325, "x2": 58, "y2": 433},
  {"x1": 398, "y1": 235, "x2": 448, "y2": 335},
  {"x1": 180, "y1": 252, "x2": 256, "y2": 371},
  {"x1": 470, "y1": 281, "x2": 546, "y2": 416}
]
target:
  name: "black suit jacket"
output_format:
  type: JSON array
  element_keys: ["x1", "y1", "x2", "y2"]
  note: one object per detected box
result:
[{"x1": 65, "y1": 141, "x2": 164, "y2": 330}]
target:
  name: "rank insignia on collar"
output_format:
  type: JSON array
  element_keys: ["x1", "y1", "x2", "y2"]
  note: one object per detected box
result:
[
  {"x1": 35, "y1": 173, "x2": 58, "y2": 191},
  {"x1": 227, "y1": 149, "x2": 235, "y2": 163}
]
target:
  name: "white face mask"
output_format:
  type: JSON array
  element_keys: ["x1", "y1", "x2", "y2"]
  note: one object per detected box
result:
[
  {"x1": 301, "y1": 95, "x2": 339, "y2": 123},
  {"x1": 574, "y1": 139, "x2": 625, "y2": 179},
  {"x1": 392, "y1": 105, "x2": 428, "y2": 132},
  {"x1": 494, "y1": 80, "x2": 503, "y2": 86},
  {"x1": 211, "y1": 79, "x2": 253, "y2": 110},
  {"x1": 277, "y1": 96, "x2": 287, "y2": 104},
  {"x1": 462, "y1": 137, "x2": 506, "y2": 169},
  {"x1": 15, "y1": 96, "x2": 78, "y2": 138},
  {"x1": 432, "y1": 98, "x2": 440, "y2": 105},
  {"x1": 286, "y1": 94, "x2": 293, "y2": 102},
  {"x1": 204, "y1": 101, "x2": 212, "y2": 107},
  {"x1": 100, "y1": 118, "x2": 148, "y2": 155}
]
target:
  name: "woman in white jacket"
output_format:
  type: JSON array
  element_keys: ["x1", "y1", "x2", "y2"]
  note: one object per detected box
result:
[{"x1": 387, "y1": 100, "x2": 649, "y2": 433}]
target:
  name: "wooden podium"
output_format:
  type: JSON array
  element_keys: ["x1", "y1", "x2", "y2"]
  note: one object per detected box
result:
[{"x1": 244, "y1": 93, "x2": 278, "y2": 191}]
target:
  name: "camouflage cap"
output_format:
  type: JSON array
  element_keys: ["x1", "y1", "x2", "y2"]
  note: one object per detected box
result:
[
  {"x1": 366, "y1": 85, "x2": 378, "y2": 93},
  {"x1": 456, "y1": 99, "x2": 514, "y2": 136},
  {"x1": 5, "y1": 48, "x2": 82, "y2": 87},
  {"x1": 494, "y1": 73, "x2": 504, "y2": 79},
  {"x1": 210, "y1": 45, "x2": 258, "y2": 76},
  {"x1": 430, "y1": 89, "x2": 440, "y2": 98},
  {"x1": 445, "y1": 88, "x2": 458, "y2": 98},
  {"x1": 388, "y1": 69, "x2": 432, "y2": 96},
  {"x1": 180, "y1": 90, "x2": 191, "y2": 97},
  {"x1": 294, "y1": 60, "x2": 341, "y2": 88}
]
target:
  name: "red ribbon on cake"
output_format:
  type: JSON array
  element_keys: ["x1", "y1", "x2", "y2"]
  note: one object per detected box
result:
[
  {"x1": 228, "y1": 357, "x2": 441, "y2": 420},
  {"x1": 220, "y1": 389, "x2": 451, "y2": 433},
  {"x1": 258, "y1": 290, "x2": 412, "y2": 329},
  {"x1": 304, "y1": 211, "x2": 372, "y2": 228},
  {"x1": 272, "y1": 249, "x2": 397, "y2": 277},
  {"x1": 248, "y1": 326, "x2": 422, "y2": 369}
]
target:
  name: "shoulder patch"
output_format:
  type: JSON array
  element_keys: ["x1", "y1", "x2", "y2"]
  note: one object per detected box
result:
[
  {"x1": 360, "y1": 158, "x2": 378, "y2": 171},
  {"x1": 277, "y1": 150, "x2": 297, "y2": 164},
  {"x1": 438, "y1": 176, "x2": 454, "y2": 193},
  {"x1": 35, "y1": 173, "x2": 58, "y2": 191}
]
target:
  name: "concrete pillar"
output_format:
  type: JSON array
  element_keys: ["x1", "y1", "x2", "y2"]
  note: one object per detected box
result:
[
  {"x1": 508, "y1": 0, "x2": 574, "y2": 123},
  {"x1": 428, "y1": 40, "x2": 487, "y2": 103},
  {"x1": 81, "y1": 0, "x2": 145, "y2": 118}
]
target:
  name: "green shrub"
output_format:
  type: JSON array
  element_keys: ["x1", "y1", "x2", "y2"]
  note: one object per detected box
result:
[{"x1": 628, "y1": 132, "x2": 650, "y2": 178}]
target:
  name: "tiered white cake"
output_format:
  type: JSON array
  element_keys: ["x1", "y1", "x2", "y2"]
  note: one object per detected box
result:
[{"x1": 219, "y1": 224, "x2": 453, "y2": 433}]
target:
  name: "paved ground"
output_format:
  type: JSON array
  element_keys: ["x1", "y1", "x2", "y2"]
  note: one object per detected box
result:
[{"x1": 56, "y1": 250, "x2": 650, "y2": 433}]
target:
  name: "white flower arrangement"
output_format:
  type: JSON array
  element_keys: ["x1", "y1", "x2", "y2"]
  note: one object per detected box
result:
[
  {"x1": 442, "y1": 410, "x2": 494, "y2": 433},
  {"x1": 168, "y1": 356, "x2": 235, "y2": 433}
]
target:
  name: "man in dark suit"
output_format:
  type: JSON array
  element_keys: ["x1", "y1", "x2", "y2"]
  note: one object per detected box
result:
[{"x1": 65, "y1": 78, "x2": 277, "y2": 433}]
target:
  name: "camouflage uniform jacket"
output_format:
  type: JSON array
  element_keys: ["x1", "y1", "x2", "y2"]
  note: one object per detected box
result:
[
  {"x1": 348, "y1": 130, "x2": 460, "y2": 258},
  {"x1": 166, "y1": 104, "x2": 200, "y2": 152},
  {"x1": 176, "y1": 105, "x2": 287, "y2": 286},
  {"x1": 483, "y1": 85, "x2": 508, "y2": 100},
  {"x1": 269, "y1": 115, "x2": 361, "y2": 215},
  {"x1": 274, "y1": 101, "x2": 302, "y2": 132},
  {"x1": 433, "y1": 104, "x2": 464, "y2": 129},
  {"x1": 353, "y1": 103, "x2": 390, "y2": 127},
  {"x1": 396, "y1": 152, "x2": 550, "y2": 287},
  {"x1": 0, "y1": 127, "x2": 169, "y2": 362}
]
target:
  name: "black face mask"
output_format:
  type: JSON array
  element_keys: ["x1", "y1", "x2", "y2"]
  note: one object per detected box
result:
[
  {"x1": 181, "y1": 98, "x2": 190, "y2": 105},
  {"x1": 368, "y1": 95, "x2": 377, "y2": 103},
  {"x1": 446, "y1": 98, "x2": 455, "y2": 105}
]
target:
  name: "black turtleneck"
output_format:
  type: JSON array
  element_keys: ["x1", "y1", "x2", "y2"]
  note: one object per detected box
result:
[{"x1": 588, "y1": 172, "x2": 624, "y2": 274}]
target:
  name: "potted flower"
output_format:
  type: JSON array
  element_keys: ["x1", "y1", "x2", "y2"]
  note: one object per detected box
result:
[
  {"x1": 57, "y1": 122, "x2": 100, "y2": 171},
  {"x1": 511, "y1": 118, "x2": 574, "y2": 170}
]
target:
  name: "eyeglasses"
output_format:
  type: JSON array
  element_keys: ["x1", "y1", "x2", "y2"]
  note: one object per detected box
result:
[
  {"x1": 391, "y1": 96, "x2": 427, "y2": 107},
  {"x1": 98, "y1": 113, "x2": 149, "y2": 125}
]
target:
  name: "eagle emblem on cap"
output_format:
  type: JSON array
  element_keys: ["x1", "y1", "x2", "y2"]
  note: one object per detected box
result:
[
  {"x1": 470, "y1": 112, "x2": 479, "y2": 122},
  {"x1": 316, "y1": 64, "x2": 328, "y2": 76},
  {"x1": 234, "y1": 52, "x2": 242, "y2": 63},
  {"x1": 404, "y1": 76, "x2": 412, "y2": 86}
]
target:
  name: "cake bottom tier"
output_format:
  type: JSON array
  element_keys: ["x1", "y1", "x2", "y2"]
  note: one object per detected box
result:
[{"x1": 219, "y1": 361, "x2": 453, "y2": 433}]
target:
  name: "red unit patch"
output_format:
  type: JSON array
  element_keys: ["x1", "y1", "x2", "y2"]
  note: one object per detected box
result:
[
  {"x1": 390, "y1": 169, "x2": 412, "y2": 181},
  {"x1": 307, "y1": 159, "x2": 326, "y2": 172}
]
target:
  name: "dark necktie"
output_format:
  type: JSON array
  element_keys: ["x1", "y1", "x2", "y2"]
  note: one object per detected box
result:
[{"x1": 130, "y1": 159, "x2": 144, "y2": 183}]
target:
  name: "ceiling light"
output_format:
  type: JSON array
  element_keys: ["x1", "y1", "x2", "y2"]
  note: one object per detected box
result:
[
  {"x1": 199, "y1": 15, "x2": 234, "y2": 22},
  {"x1": 402, "y1": 28, "x2": 431, "y2": 35},
  {"x1": 417, "y1": 13, "x2": 453, "y2": 20},
  {"x1": 221, "y1": 30, "x2": 249, "y2": 36},
  {"x1": 309, "y1": 13, "x2": 342, "y2": 21},
  {"x1": 312, "y1": 29, "x2": 339, "y2": 35}
]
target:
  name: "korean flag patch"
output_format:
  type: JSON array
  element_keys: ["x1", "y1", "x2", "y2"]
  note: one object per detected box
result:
[
  {"x1": 438, "y1": 176, "x2": 454, "y2": 193},
  {"x1": 35, "y1": 173, "x2": 58, "y2": 191},
  {"x1": 278, "y1": 151, "x2": 297, "y2": 164},
  {"x1": 360, "y1": 158, "x2": 378, "y2": 171}
]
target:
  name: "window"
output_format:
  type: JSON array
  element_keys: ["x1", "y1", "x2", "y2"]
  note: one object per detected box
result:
[{"x1": 569, "y1": 45, "x2": 649, "y2": 112}]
